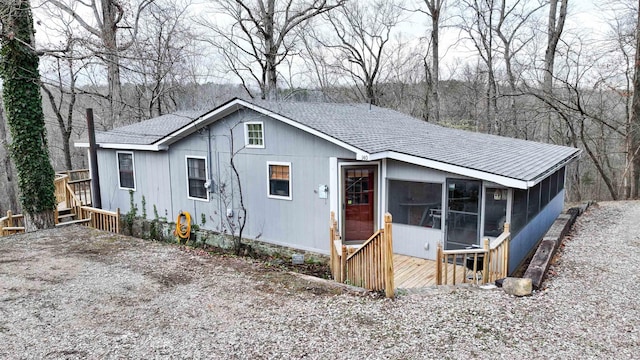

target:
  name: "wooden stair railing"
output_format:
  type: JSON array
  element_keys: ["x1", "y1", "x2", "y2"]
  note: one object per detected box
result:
[
  {"x1": 329, "y1": 212, "x2": 394, "y2": 298},
  {"x1": 2, "y1": 170, "x2": 119, "y2": 236},
  {"x1": 436, "y1": 223, "x2": 511, "y2": 285}
]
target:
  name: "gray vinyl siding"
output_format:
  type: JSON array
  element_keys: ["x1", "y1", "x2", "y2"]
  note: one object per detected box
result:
[
  {"x1": 97, "y1": 149, "x2": 172, "y2": 217},
  {"x1": 167, "y1": 109, "x2": 356, "y2": 254},
  {"x1": 508, "y1": 189, "x2": 564, "y2": 274},
  {"x1": 386, "y1": 159, "x2": 474, "y2": 259}
]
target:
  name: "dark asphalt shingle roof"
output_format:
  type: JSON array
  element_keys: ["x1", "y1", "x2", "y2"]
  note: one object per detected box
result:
[
  {"x1": 252, "y1": 101, "x2": 579, "y2": 182},
  {"x1": 95, "y1": 111, "x2": 204, "y2": 145},
  {"x1": 94, "y1": 99, "x2": 580, "y2": 183}
]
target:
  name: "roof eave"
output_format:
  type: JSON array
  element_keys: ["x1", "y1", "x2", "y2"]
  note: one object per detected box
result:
[
  {"x1": 74, "y1": 142, "x2": 166, "y2": 151},
  {"x1": 155, "y1": 98, "x2": 369, "y2": 159},
  {"x1": 370, "y1": 151, "x2": 530, "y2": 189},
  {"x1": 525, "y1": 148, "x2": 582, "y2": 187}
]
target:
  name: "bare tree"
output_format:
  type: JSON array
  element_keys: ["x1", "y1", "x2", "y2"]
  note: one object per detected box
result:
[
  {"x1": 44, "y1": 0, "x2": 156, "y2": 123},
  {"x1": 40, "y1": 43, "x2": 80, "y2": 171},
  {"x1": 418, "y1": 0, "x2": 445, "y2": 122},
  {"x1": 456, "y1": 0, "x2": 499, "y2": 133},
  {"x1": 542, "y1": 0, "x2": 568, "y2": 141},
  {"x1": 630, "y1": 0, "x2": 640, "y2": 198},
  {"x1": 199, "y1": 0, "x2": 345, "y2": 100},
  {"x1": 124, "y1": 0, "x2": 196, "y2": 119},
  {"x1": 304, "y1": 0, "x2": 403, "y2": 105}
]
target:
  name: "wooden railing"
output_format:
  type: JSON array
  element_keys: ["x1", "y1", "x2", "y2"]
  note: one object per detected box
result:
[
  {"x1": 80, "y1": 206, "x2": 120, "y2": 234},
  {"x1": 64, "y1": 183, "x2": 83, "y2": 221},
  {"x1": 54, "y1": 174, "x2": 69, "y2": 204},
  {"x1": 329, "y1": 212, "x2": 395, "y2": 298},
  {"x1": 436, "y1": 223, "x2": 511, "y2": 285},
  {"x1": 68, "y1": 179, "x2": 92, "y2": 206},
  {"x1": 57, "y1": 169, "x2": 90, "y2": 181},
  {"x1": 0, "y1": 210, "x2": 25, "y2": 236},
  {"x1": 486, "y1": 224, "x2": 511, "y2": 282},
  {"x1": 2, "y1": 169, "x2": 119, "y2": 236},
  {"x1": 329, "y1": 212, "x2": 344, "y2": 282},
  {"x1": 436, "y1": 242, "x2": 488, "y2": 286}
]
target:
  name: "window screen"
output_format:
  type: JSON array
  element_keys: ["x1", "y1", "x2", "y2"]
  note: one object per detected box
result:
[
  {"x1": 388, "y1": 180, "x2": 442, "y2": 228},
  {"x1": 117, "y1": 152, "x2": 135, "y2": 189},
  {"x1": 187, "y1": 157, "x2": 207, "y2": 199}
]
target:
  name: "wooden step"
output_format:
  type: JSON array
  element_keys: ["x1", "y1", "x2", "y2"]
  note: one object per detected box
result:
[{"x1": 57, "y1": 213, "x2": 77, "y2": 222}]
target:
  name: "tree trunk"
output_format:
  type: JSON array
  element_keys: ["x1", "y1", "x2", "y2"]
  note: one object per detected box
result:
[
  {"x1": 0, "y1": 0, "x2": 56, "y2": 230},
  {"x1": 430, "y1": 0, "x2": 441, "y2": 123},
  {"x1": 24, "y1": 211, "x2": 55, "y2": 231},
  {"x1": 543, "y1": 0, "x2": 567, "y2": 142},
  {"x1": 0, "y1": 102, "x2": 19, "y2": 212},
  {"x1": 102, "y1": 0, "x2": 123, "y2": 123},
  {"x1": 630, "y1": 0, "x2": 640, "y2": 198}
]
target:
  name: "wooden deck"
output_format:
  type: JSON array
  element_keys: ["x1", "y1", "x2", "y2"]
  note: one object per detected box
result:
[{"x1": 393, "y1": 254, "x2": 467, "y2": 288}]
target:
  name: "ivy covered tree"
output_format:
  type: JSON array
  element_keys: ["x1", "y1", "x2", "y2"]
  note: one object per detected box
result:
[{"x1": 0, "y1": 0, "x2": 56, "y2": 230}]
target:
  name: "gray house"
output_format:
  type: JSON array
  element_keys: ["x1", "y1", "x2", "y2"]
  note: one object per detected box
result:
[{"x1": 77, "y1": 98, "x2": 580, "y2": 273}]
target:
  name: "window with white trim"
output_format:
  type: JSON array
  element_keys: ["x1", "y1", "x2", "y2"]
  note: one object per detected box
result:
[
  {"x1": 268, "y1": 162, "x2": 291, "y2": 199},
  {"x1": 117, "y1": 151, "x2": 135, "y2": 190},
  {"x1": 186, "y1": 156, "x2": 208, "y2": 200},
  {"x1": 245, "y1": 122, "x2": 264, "y2": 148}
]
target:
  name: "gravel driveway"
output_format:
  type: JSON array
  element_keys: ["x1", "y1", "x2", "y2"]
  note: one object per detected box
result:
[{"x1": 1, "y1": 201, "x2": 639, "y2": 359}]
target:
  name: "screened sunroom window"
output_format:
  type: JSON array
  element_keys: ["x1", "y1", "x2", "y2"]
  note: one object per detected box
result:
[{"x1": 388, "y1": 180, "x2": 442, "y2": 228}]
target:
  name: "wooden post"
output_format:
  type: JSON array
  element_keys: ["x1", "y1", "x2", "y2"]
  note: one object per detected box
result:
[
  {"x1": 341, "y1": 245, "x2": 347, "y2": 283},
  {"x1": 503, "y1": 223, "x2": 510, "y2": 277},
  {"x1": 329, "y1": 211, "x2": 335, "y2": 278},
  {"x1": 7, "y1": 210, "x2": 13, "y2": 227},
  {"x1": 435, "y1": 243, "x2": 442, "y2": 285},
  {"x1": 86, "y1": 108, "x2": 102, "y2": 209},
  {"x1": 383, "y1": 213, "x2": 394, "y2": 299},
  {"x1": 482, "y1": 238, "x2": 490, "y2": 284},
  {"x1": 115, "y1": 208, "x2": 121, "y2": 234}
]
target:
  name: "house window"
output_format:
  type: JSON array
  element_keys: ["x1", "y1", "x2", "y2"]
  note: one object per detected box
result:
[
  {"x1": 387, "y1": 180, "x2": 442, "y2": 228},
  {"x1": 117, "y1": 151, "x2": 135, "y2": 190},
  {"x1": 186, "y1": 156, "x2": 208, "y2": 201},
  {"x1": 268, "y1": 162, "x2": 291, "y2": 199},
  {"x1": 245, "y1": 122, "x2": 264, "y2": 148}
]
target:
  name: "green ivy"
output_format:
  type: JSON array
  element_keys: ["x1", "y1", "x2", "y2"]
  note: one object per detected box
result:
[{"x1": 0, "y1": 2, "x2": 56, "y2": 217}]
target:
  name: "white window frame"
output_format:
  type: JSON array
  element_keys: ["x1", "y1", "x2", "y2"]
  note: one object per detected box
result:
[
  {"x1": 185, "y1": 155, "x2": 209, "y2": 202},
  {"x1": 267, "y1": 161, "x2": 292, "y2": 200},
  {"x1": 116, "y1": 150, "x2": 136, "y2": 191},
  {"x1": 244, "y1": 121, "x2": 265, "y2": 148}
]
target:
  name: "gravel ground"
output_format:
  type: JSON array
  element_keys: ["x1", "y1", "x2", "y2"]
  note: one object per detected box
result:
[{"x1": 1, "y1": 201, "x2": 639, "y2": 359}]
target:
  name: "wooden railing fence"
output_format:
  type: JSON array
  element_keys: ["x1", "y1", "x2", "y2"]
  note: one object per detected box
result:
[
  {"x1": 68, "y1": 179, "x2": 92, "y2": 206},
  {"x1": 329, "y1": 211, "x2": 395, "y2": 298},
  {"x1": 80, "y1": 206, "x2": 120, "y2": 234},
  {"x1": 486, "y1": 224, "x2": 510, "y2": 283},
  {"x1": 1, "y1": 170, "x2": 119, "y2": 236},
  {"x1": 436, "y1": 223, "x2": 511, "y2": 285},
  {"x1": 57, "y1": 169, "x2": 90, "y2": 181},
  {"x1": 0, "y1": 210, "x2": 25, "y2": 236},
  {"x1": 54, "y1": 174, "x2": 69, "y2": 204}
]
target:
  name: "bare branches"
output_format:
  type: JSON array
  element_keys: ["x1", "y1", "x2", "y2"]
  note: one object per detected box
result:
[{"x1": 198, "y1": 0, "x2": 345, "y2": 99}]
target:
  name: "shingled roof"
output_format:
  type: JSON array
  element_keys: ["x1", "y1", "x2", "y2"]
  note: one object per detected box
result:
[
  {"x1": 94, "y1": 111, "x2": 205, "y2": 145},
  {"x1": 82, "y1": 98, "x2": 580, "y2": 188}
]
